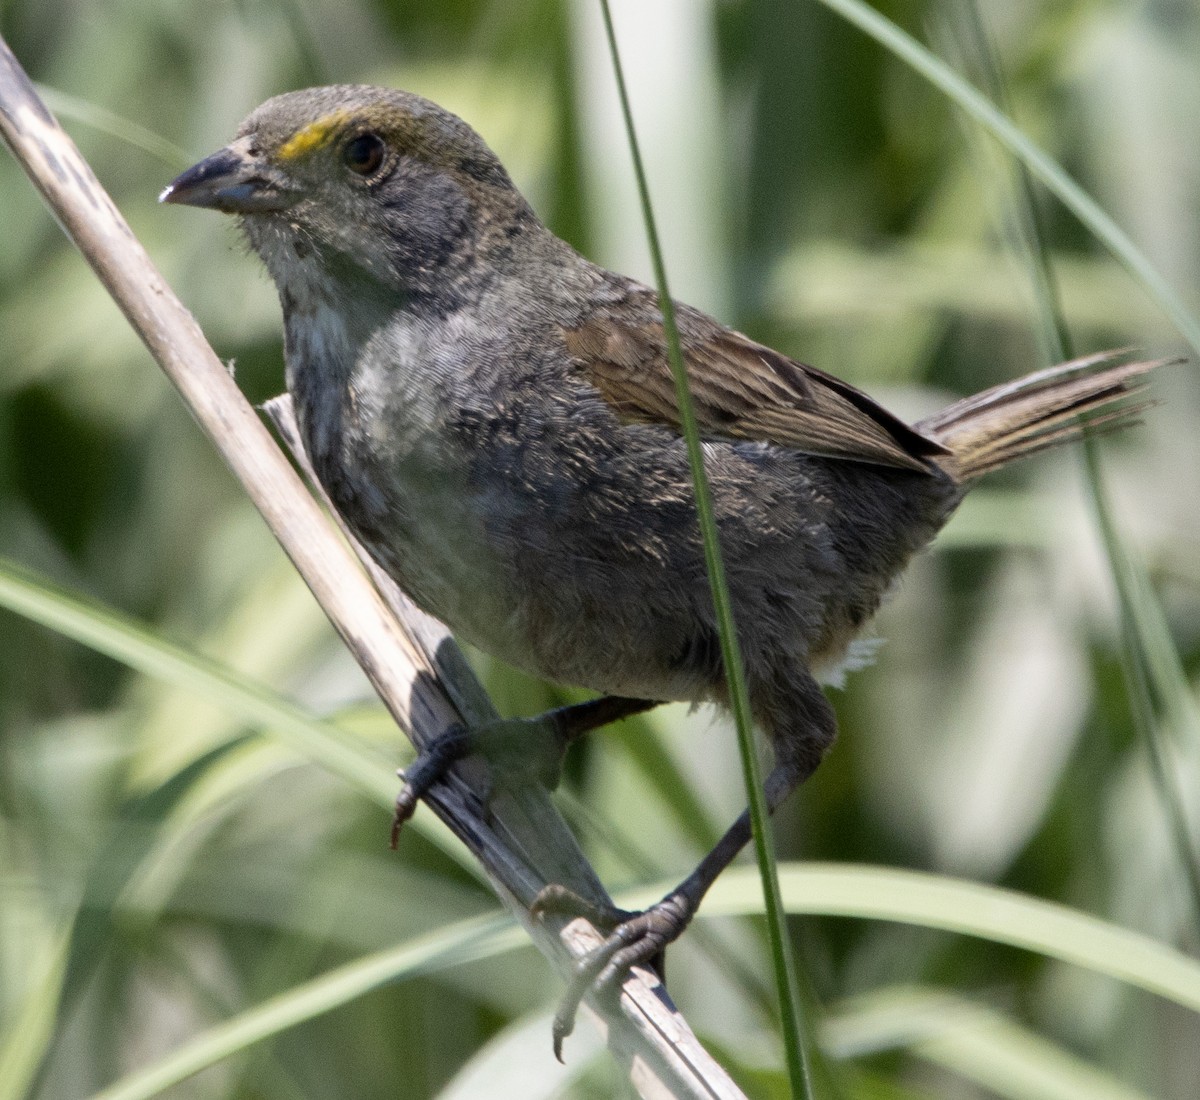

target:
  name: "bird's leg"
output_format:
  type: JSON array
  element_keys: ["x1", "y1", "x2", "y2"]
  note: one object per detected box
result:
[
  {"x1": 391, "y1": 695, "x2": 658, "y2": 845},
  {"x1": 534, "y1": 673, "x2": 835, "y2": 1057},
  {"x1": 533, "y1": 762, "x2": 802, "y2": 1056}
]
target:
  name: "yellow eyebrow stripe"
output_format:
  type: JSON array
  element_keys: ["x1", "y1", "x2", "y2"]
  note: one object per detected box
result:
[{"x1": 278, "y1": 111, "x2": 351, "y2": 160}]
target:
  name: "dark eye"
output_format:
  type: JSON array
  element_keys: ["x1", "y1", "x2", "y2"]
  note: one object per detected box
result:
[{"x1": 343, "y1": 133, "x2": 386, "y2": 177}]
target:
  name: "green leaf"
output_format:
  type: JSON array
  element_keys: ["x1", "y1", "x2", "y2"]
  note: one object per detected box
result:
[
  {"x1": 815, "y1": 0, "x2": 1200, "y2": 356},
  {"x1": 0, "y1": 558, "x2": 477, "y2": 878}
]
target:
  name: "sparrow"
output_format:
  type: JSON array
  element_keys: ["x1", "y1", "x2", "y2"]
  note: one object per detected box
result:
[{"x1": 162, "y1": 84, "x2": 1163, "y2": 1050}]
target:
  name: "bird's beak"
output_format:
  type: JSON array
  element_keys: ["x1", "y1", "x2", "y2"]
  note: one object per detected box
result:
[{"x1": 159, "y1": 138, "x2": 297, "y2": 213}]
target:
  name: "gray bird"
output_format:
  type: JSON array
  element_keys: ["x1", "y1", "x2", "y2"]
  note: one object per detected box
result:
[{"x1": 163, "y1": 84, "x2": 1164, "y2": 1049}]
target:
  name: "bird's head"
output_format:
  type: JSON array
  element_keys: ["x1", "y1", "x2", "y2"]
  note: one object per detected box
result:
[{"x1": 162, "y1": 85, "x2": 536, "y2": 306}]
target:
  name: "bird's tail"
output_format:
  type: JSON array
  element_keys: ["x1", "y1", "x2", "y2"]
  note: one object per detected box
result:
[{"x1": 916, "y1": 349, "x2": 1172, "y2": 483}]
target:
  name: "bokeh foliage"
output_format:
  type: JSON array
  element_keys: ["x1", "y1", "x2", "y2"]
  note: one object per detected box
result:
[{"x1": 1, "y1": 1, "x2": 1198, "y2": 1097}]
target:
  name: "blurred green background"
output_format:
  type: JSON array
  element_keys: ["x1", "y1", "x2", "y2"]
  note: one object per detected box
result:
[{"x1": 1, "y1": 1, "x2": 1198, "y2": 1097}]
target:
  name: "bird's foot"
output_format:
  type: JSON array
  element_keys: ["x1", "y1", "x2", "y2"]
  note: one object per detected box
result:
[
  {"x1": 391, "y1": 715, "x2": 569, "y2": 846},
  {"x1": 392, "y1": 725, "x2": 473, "y2": 845},
  {"x1": 392, "y1": 698, "x2": 657, "y2": 846},
  {"x1": 532, "y1": 883, "x2": 697, "y2": 1060}
]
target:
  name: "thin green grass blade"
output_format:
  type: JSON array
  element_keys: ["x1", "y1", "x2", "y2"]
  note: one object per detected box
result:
[
  {"x1": 814, "y1": 0, "x2": 1200, "y2": 358},
  {"x1": 0, "y1": 930, "x2": 70, "y2": 1100},
  {"x1": 34, "y1": 85, "x2": 191, "y2": 169},
  {"x1": 605, "y1": 716, "x2": 722, "y2": 852},
  {"x1": 59, "y1": 739, "x2": 253, "y2": 1009},
  {"x1": 824, "y1": 986, "x2": 1154, "y2": 1100},
  {"x1": 87, "y1": 914, "x2": 522, "y2": 1100},
  {"x1": 5, "y1": 740, "x2": 254, "y2": 1100},
  {"x1": 951, "y1": 3, "x2": 1200, "y2": 929},
  {"x1": 85, "y1": 860, "x2": 1200, "y2": 1100},
  {"x1": 596, "y1": 3, "x2": 814, "y2": 1094},
  {"x1": 0, "y1": 557, "x2": 478, "y2": 878},
  {"x1": 691, "y1": 864, "x2": 1200, "y2": 1014},
  {"x1": 1088, "y1": 462, "x2": 1200, "y2": 928},
  {"x1": 435, "y1": 1012, "x2": 602, "y2": 1100}
]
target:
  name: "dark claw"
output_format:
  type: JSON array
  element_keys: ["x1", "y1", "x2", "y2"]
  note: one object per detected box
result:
[
  {"x1": 534, "y1": 885, "x2": 696, "y2": 1059},
  {"x1": 390, "y1": 725, "x2": 473, "y2": 847},
  {"x1": 389, "y1": 699, "x2": 657, "y2": 849},
  {"x1": 552, "y1": 941, "x2": 617, "y2": 1060}
]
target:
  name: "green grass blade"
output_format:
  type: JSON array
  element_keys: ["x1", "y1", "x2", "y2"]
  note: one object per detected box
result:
[
  {"x1": 59, "y1": 739, "x2": 253, "y2": 1008},
  {"x1": 605, "y1": 715, "x2": 722, "y2": 853},
  {"x1": 435, "y1": 1013, "x2": 603, "y2": 1100},
  {"x1": 825, "y1": 986, "x2": 1154, "y2": 1100},
  {"x1": 0, "y1": 930, "x2": 70, "y2": 1100},
  {"x1": 814, "y1": 0, "x2": 1200, "y2": 357},
  {"x1": 1091, "y1": 468, "x2": 1200, "y2": 926},
  {"x1": 85, "y1": 861, "x2": 1200, "y2": 1100},
  {"x1": 951, "y1": 3, "x2": 1200, "y2": 927},
  {"x1": 596, "y1": 3, "x2": 814, "y2": 1093},
  {"x1": 0, "y1": 557, "x2": 477, "y2": 878},
  {"x1": 2, "y1": 740, "x2": 256, "y2": 1100},
  {"x1": 88, "y1": 914, "x2": 522, "y2": 1100},
  {"x1": 692, "y1": 864, "x2": 1200, "y2": 1014},
  {"x1": 34, "y1": 85, "x2": 191, "y2": 169}
]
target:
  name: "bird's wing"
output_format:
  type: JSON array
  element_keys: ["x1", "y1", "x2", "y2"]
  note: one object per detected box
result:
[{"x1": 563, "y1": 293, "x2": 948, "y2": 473}]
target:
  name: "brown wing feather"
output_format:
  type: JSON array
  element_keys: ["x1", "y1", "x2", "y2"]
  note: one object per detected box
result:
[{"x1": 563, "y1": 300, "x2": 946, "y2": 472}]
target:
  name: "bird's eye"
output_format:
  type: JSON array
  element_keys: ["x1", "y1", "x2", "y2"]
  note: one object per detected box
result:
[{"x1": 343, "y1": 133, "x2": 386, "y2": 177}]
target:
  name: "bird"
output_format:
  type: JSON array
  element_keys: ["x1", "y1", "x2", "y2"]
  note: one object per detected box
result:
[{"x1": 161, "y1": 83, "x2": 1165, "y2": 1050}]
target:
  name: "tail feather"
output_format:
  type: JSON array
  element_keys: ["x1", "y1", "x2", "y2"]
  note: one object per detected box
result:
[{"x1": 916, "y1": 350, "x2": 1174, "y2": 483}]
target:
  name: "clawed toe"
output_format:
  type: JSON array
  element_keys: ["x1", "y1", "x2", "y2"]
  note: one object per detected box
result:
[
  {"x1": 534, "y1": 887, "x2": 696, "y2": 1060},
  {"x1": 391, "y1": 726, "x2": 474, "y2": 847},
  {"x1": 531, "y1": 883, "x2": 634, "y2": 927},
  {"x1": 390, "y1": 713, "x2": 577, "y2": 846},
  {"x1": 389, "y1": 699, "x2": 656, "y2": 848}
]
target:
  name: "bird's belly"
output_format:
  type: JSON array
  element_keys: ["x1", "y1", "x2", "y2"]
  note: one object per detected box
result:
[
  {"x1": 326, "y1": 473, "x2": 714, "y2": 703},
  {"x1": 367, "y1": 512, "x2": 713, "y2": 703}
]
